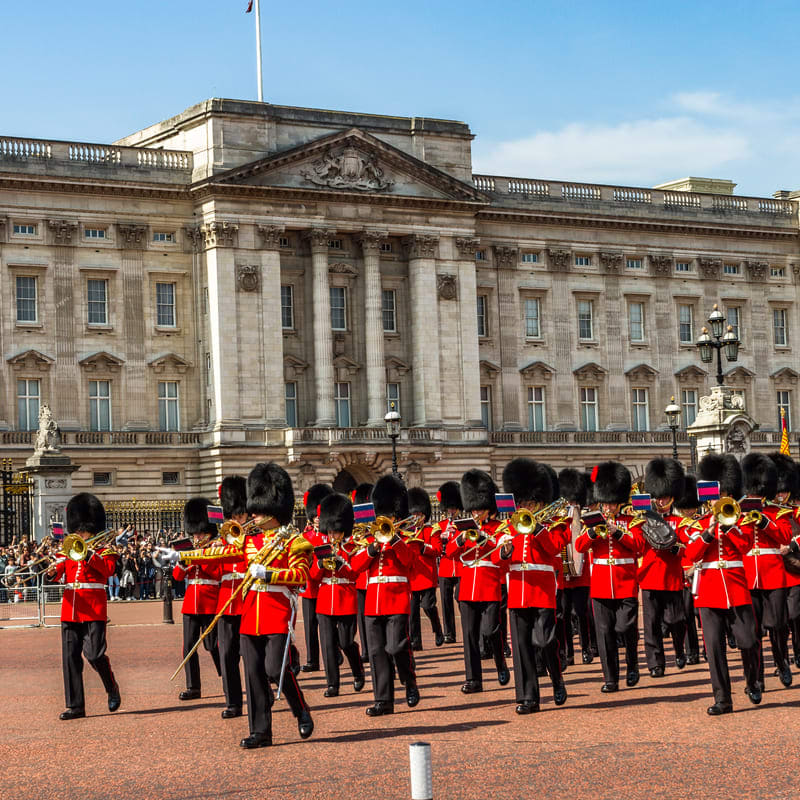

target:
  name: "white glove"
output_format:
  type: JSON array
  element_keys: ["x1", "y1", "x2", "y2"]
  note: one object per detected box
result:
[
  {"x1": 158, "y1": 547, "x2": 181, "y2": 565},
  {"x1": 249, "y1": 563, "x2": 268, "y2": 580},
  {"x1": 498, "y1": 533, "x2": 513, "y2": 548}
]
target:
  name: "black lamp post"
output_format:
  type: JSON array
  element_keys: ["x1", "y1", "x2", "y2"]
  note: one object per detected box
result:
[
  {"x1": 384, "y1": 402, "x2": 401, "y2": 480},
  {"x1": 665, "y1": 395, "x2": 681, "y2": 461},
  {"x1": 696, "y1": 304, "x2": 741, "y2": 385}
]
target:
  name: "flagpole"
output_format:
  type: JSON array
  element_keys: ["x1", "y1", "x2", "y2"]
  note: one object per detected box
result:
[{"x1": 255, "y1": 0, "x2": 263, "y2": 102}]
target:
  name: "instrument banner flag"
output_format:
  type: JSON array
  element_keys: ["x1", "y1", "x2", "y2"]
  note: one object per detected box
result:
[
  {"x1": 51, "y1": 521, "x2": 64, "y2": 541},
  {"x1": 353, "y1": 503, "x2": 376, "y2": 523},
  {"x1": 697, "y1": 481, "x2": 720, "y2": 501},
  {"x1": 631, "y1": 493, "x2": 652, "y2": 511},
  {"x1": 207, "y1": 505, "x2": 224, "y2": 523},
  {"x1": 495, "y1": 493, "x2": 517, "y2": 514}
]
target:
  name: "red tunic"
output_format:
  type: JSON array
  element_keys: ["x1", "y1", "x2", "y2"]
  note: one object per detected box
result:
[
  {"x1": 574, "y1": 514, "x2": 645, "y2": 600},
  {"x1": 684, "y1": 513, "x2": 753, "y2": 609},
  {"x1": 547, "y1": 518, "x2": 572, "y2": 591},
  {"x1": 787, "y1": 506, "x2": 800, "y2": 589},
  {"x1": 174, "y1": 560, "x2": 221, "y2": 616},
  {"x1": 350, "y1": 537, "x2": 414, "y2": 616},
  {"x1": 299, "y1": 524, "x2": 323, "y2": 600},
  {"x1": 53, "y1": 549, "x2": 116, "y2": 622},
  {"x1": 446, "y1": 519, "x2": 505, "y2": 603},
  {"x1": 409, "y1": 524, "x2": 442, "y2": 592},
  {"x1": 437, "y1": 519, "x2": 461, "y2": 579},
  {"x1": 676, "y1": 516, "x2": 705, "y2": 589},
  {"x1": 741, "y1": 503, "x2": 791, "y2": 591},
  {"x1": 216, "y1": 550, "x2": 248, "y2": 616},
  {"x1": 638, "y1": 512, "x2": 688, "y2": 592},
  {"x1": 309, "y1": 541, "x2": 359, "y2": 616}
]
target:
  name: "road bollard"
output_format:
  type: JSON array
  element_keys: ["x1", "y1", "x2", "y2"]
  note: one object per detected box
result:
[{"x1": 409, "y1": 741, "x2": 432, "y2": 800}]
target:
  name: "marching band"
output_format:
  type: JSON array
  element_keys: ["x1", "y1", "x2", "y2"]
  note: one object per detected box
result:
[{"x1": 45, "y1": 450, "x2": 800, "y2": 742}]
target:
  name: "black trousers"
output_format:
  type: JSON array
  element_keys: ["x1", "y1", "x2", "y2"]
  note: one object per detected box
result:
[
  {"x1": 357, "y1": 588, "x2": 369, "y2": 659},
  {"x1": 302, "y1": 596, "x2": 320, "y2": 666},
  {"x1": 182, "y1": 613, "x2": 221, "y2": 692},
  {"x1": 698, "y1": 605, "x2": 759, "y2": 705},
  {"x1": 683, "y1": 588, "x2": 701, "y2": 657},
  {"x1": 318, "y1": 613, "x2": 363, "y2": 689},
  {"x1": 563, "y1": 586, "x2": 591, "y2": 658},
  {"x1": 460, "y1": 600, "x2": 504, "y2": 683},
  {"x1": 750, "y1": 587, "x2": 788, "y2": 683},
  {"x1": 240, "y1": 632, "x2": 309, "y2": 736},
  {"x1": 61, "y1": 621, "x2": 116, "y2": 711},
  {"x1": 509, "y1": 607, "x2": 560, "y2": 704},
  {"x1": 410, "y1": 587, "x2": 442, "y2": 645},
  {"x1": 217, "y1": 614, "x2": 242, "y2": 709},
  {"x1": 784, "y1": 585, "x2": 800, "y2": 660},
  {"x1": 592, "y1": 597, "x2": 639, "y2": 685},
  {"x1": 364, "y1": 614, "x2": 415, "y2": 705},
  {"x1": 641, "y1": 589, "x2": 686, "y2": 670},
  {"x1": 438, "y1": 577, "x2": 459, "y2": 639}
]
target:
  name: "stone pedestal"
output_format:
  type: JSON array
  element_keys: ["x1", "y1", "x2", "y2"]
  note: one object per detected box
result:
[
  {"x1": 686, "y1": 385, "x2": 757, "y2": 461},
  {"x1": 25, "y1": 452, "x2": 80, "y2": 541}
]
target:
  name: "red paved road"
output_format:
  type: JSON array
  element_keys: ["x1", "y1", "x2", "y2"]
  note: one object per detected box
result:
[{"x1": 2, "y1": 602, "x2": 798, "y2": 800}]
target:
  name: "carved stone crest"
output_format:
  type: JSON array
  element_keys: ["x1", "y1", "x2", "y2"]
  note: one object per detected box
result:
[
  {"x1": 402, "y1": 235, "x2": 438, "y2": 260},
  {"x1": 236, "y1": 264, "x2": 260, "y2": 292},
  {"x1": 48, "y1": 219, "x2": 78, "y2": 244},
  {"x1": 649, "y1": 255, "x2": 673, "y2": 276},
  {"x1": 698, "y1": 258, "x2": 721, "y2": 279},
  {"x1": 455, "y1": 237, "x2": 480, "y2": 257},
  {"x1": 546, "y1": 249, "x2": 571, "y2": 271},
  {"x1": 117, "y1": 224, "x2": 147, "y2": 248},
  {"x1": 437, "y1": 274, "x2": 458, "y2": 301},
  {"x1": 493, "y1": 246, "x2": 519, "y2": 268},
  {"x1": 745, "y1": 261, "x2": 768, "y2": 282},
  {"x1": 599, "y1": 252, "x2": 623, "y2": 273},
  {"x1": 256, "y1": 224, "x2": 285, "y2": 250},
  {"x1": 301, "y1": 146, "x2": 394, "y2": 192}
]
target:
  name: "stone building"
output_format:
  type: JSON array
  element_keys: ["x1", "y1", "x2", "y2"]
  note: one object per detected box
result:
[{"x1": 0, "y1": 98, "x2": 798, "y2": 498}]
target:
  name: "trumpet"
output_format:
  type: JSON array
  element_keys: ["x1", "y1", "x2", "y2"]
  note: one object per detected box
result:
[{"x1": 712, "y1": 496, "x2": 741, "y2": 527}]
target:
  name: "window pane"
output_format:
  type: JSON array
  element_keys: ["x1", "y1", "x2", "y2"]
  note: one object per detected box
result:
[
  {"x1": 335, "y1": 382, "x2": 351, "y2": 427},
  {"x1": 87, "y1": 279, "x2": 107, "y2": 325},
  {"x1": 679, "y1": 305, "x2": 693, "y2": 343},
  {"x1": 681, "y1": 389, "x2": 697, "y2": 427},
  {"x1": 578, "y1": 300, "x2": 593, "y2": 339},
  {"x1": 726, "y1": 307, "x2": 740, "y2": 339},
  {"x1": 285, "y1": 382, "x2": 297, "y2": 427},
  {"x1": 156, "y1": 283, "x2": 175, "y2": 327},
  {"x1": 774, "y1": 309, "x2": 787, "y2": 346},
  {"x1": 580, "y1": 387, "x2": 597, "y2": 431},
  {"x1": 629, "y1": 302, "x2": 644, "y2": 340},
  {"x1": 525, "y1": 298, "x2": 540, "y2": 338},
  {"x1": 330, "y1": 287, "x2": 346, "y2": 330},
  {"x1": 387, "y1": 383, "x2": 400, "y2": 415},
  {"x1": 17, "y1": 379, "x2": 40, "y2": 431},
  {"x1": 16, "y1": 276, "x2": 37, "y2": 322},
  {"x1": 477, "y1": 296, "x2": 487, "y2": 337},
  {"x1": 527, "y1": 386, "x2": 545, "y2": 431},
  {"x1": 382, "y1": 290, "x2": 396, "y2": 332},
  {"x1": 281, "y1": 285, "x2": 294, "y2": 329}
]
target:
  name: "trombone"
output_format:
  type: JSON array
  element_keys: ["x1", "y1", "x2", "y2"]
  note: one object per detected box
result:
[
  {"x1": 352, "y1": 515, "x2": 418, "y2": 546},
  {"x1": 713, "y1": 496, "x2": 742, "y2": 527}
]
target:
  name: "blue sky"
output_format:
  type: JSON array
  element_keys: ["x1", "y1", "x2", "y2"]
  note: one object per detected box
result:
[{"x1": 3, "y1": 0, "x2": 798, "y2": 196}]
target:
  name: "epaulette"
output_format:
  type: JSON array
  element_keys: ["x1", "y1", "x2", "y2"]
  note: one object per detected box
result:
[
  {"x1": 551, "y1": 515, "x2": 571, "y2": 526},
  {"x1": 290, "y1": 536, "x2": 313, "y2": 556}
]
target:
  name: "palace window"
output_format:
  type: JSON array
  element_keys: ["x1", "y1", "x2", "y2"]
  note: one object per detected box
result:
[
  {"x1": 153, "y1": 231, "x2": 175, "y2": 243},
  {"x1": 13, "y1": 223, "x2": 36, "y2": 235},
  {"x1": 773, "y1": 308, "x2": 788, "y2": 346},
  {"x1": 678, "y1": 304, "x2": 694, "y2": 344},
  {"x1": 387, "y1": 383, "x2": 401, "y2": 415},
  {"x1": 575, "y1": 255, "x2": 592, "y2": 267},
  {"x1": 681, "y1": 389, "x2": 698, "y2": 428},
  {"x1": 382, "y1": 289, "x2": 397, "y2": 332},
  {"x1": 480, "y1": 386, "x2": 493, "y2": 430},
  {"x1": 580, "y1": 387, "x2": 598, "y2": 432},
  {"x1": 285, "y1": 382, "x2": 297, "y2": 428},
  {"x1": 335, "y1": 382, "x2": 351, "y2": 427},
  {"x1": 328, "y1": 239, "x2": 342, "y2": 250},
  {"x1": 330, "y1": 287, "x2": 347, "y2": 330},
  {"x1": 476, "y1": 295, "x2": 488, "y2": 337},
  {"x1": 626, "y1": 258, "x2": 643, "y2": 270},
  {"x1": 84, "y1": 228, "x2": 106, "y2": 239},
  {"x1": 527, "y1": 387, "x2": 546, "y2": 431},
  {"x1": 15, "y1": 276, "x2": 38, "y2": 323},
  {"x1": 156, "y1": 282, "x2": 176, "y2": 327},
  {"x1": 723, "y1": 263, "x2": 740, "y2": 276},
  {"x1": 631, "y1": 388, "x2": 649, "y2": 432},
  {"x1": 578, "y1": 299, "x2": 594, "y2": 340},
  {"x1": 281, "y1": 285, "x2": 294, "y2": 329},
  {"x1": 17, "y1": 379, "x2": 40, "y2": 431},
  {"x1": 89, "y1": 380, "x2": 111, "y2": 431},
  {"x1": 524, "y1": 298, "x2": 541, "y2": 338},
  {"x1": 158, "y1": 381, "x2": 180, "y2": 431},
  {"x1": 675, "y1": 261, "x2": 692, "y2": 273},
  {"x1": 726, "y1": 306, "x2": 741, "y2": 340},
  {"x1": 628, "y1": 302, "x2": 645, "y2": 342},
  {"x1": 771, "y1": 266, "x2": 786, "y2": 278},
  {"x1": 521, "y1": 252, "x2": 539, "y2": 264},
  {"x1": 475, "y1": 250, "x2": 486, "y2": 261},
  {"x1": 380, "y1": 242, "x2": 393, "y2": 253},
  {"x1": 87, "y1": 279, "x2": 108, "y2": 325},
  {"x1": 778, "y1": 391, "x2": 792, "y2": 430}
]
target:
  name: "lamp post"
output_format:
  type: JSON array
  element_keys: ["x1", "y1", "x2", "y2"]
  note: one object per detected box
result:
[
  {"x1": 384, "y1": 402, "x2": 401, "y2": 480},
  {"x1": 665, "y1": 395, "x2": 681, "y2": 461},
  {"x1": 696, "y1": 304, "x2": 741, "y2": 385}
]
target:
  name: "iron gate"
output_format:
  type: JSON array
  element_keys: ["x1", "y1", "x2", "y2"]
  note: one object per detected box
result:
[{"x1": 0, "y1": 459, "x2": 33, "y2": 546}]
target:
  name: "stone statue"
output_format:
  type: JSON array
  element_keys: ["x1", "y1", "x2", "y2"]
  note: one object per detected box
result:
[
  {"x1": 725, "y1": 423, "x2": 749, "y2": 456},
  {"x1": 34, "y1": 404, "x2": 62, "y2": 454}
]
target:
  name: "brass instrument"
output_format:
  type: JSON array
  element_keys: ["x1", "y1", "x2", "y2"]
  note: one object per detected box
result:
[
  {"x1": 60, "y1": 528, "x2": 118, "y2": 562},
  {"x1": 219, "y1": 517, "x2": 260, "y2": 548},
  {"x1": 371, "y1": 516, "x2": 395, "y2": 544},
  {"x1": 712, "y1": 496, "x2": 741, "y2": 527}
]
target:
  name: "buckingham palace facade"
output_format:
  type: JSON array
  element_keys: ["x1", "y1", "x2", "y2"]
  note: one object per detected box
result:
[{"x1": 1, "y1": 98, "x2": 799, "y2": 498}]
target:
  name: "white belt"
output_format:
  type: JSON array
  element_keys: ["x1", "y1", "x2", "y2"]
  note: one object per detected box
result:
[
  {"x1": 221, "y1": 572, "x2": 246, "y2": 581},
  {"x1": 701, "y1": 560, "x2": 744, "y2": 570},
  {"x1": 67, "y1": 582, "x2": 106, "y2": 590},
  {"x1": 509, "y1": 563, "x2": 554, "y2": 573},
  {"x1": 747, "y1": 548, "x2": 781, "y2": 557},
  {"x1": 368, "y1": 576, "x2": 408, "y2": 585},
  {"x1": 322, "y1": 577, "x2": 354, "y2": 586},
  {"x1": 464, "y1": 560, "x2": 499, "y2": 569},
  {"x1": 250, "y1": 584, "x2": 293, "y2": 600},
  {"x1": 593, "y1": 558, "x2": 635, "y2": 566},
  {"x1": 188, "y1": 579, "x2": 220, "y2": 586}
]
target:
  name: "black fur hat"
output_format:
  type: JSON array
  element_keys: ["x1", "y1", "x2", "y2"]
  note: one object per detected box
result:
[
  {"x1": 408, "y1": 487, "x2": 432, "y2": 522},
  {"x1": 558, "y1": 468, "x2": 589, "y2": 507},
  {"x1": 697, "y1": 454, "x2": 742, "y2": 499},
  {"x1": 591, "y1": 461, "x2": 631, "y2": 505},
  {"x1": 247, "y1": 462, "x2": 295, "y2": 525},
  {"x1": 742, "y1": 452, "x2": 778, "y2": 499},
  {"x1": 644, "y1": 458, "x2": 686, "y2": 500},
  {"x1": 220, "y1": 476, "x2": 247, "y2": 520},
  {"x1": 502, "y1": 458, "x2": 554, "y2": 505},
  {"x1": 371, "y1": 475, "x2": 409, "y2": 520},
  {"x1": 768, "y1": 452, "x2": 799, "y2": 498},
  {"x1": 674, "y1": 475, "x2": 700, "y2": 511},
  {"x1": 436, "y1": 481, "x2": 463, "y2": 512},
  {"x1": 544, "y1": 464, "x2": 559, "y2": 501},
  {"x1": 584, "y1": 472, "x2": 596, "y2": 505},
  {"x1": 318, "y1": 493, "x2": 354, "y2": 536},
  {"x1": 791, "y1": 464, "x2": 800, "y2": 503},
  {"x1": 352, "y1": 482, "x2": 373, "y2": 506},
  {"x1": 460, "y1": 469, "x2": 499, "y2": 514},
  {"x1": 304, "y1": 483, "x2": 333, "y2": 522},
  {"x1": 66, "y1": 493, "x2": 106, "y2": 535},
  {"x1": 183, "y1": 497, "x2": 216, "y2": 537}
]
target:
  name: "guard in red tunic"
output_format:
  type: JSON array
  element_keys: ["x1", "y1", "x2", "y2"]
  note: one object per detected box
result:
[
  {"x1": 640, "y1": 458, "x2": 689, "y2": 677},
  {"x1": 436, "y1": 480, "x2": 463, "y2": 644},
  {"x1": 173, "y1": 498, "x2": 222, "y2": 701},
  {"x1": 494, "y1": 458, "x2": 567, "y2": 714},
  {"x1": 446, "y1": 469, "x2": 510, "y2": 694},
  {"x1": 310, "y1": 493, "x2": 366, "y2": 696},
  {"x1": 740, "y1": 453, "x2": 792, "y2": 688},
  {"x1": 575, "y1": 461, "x2": 645, "y2": 692},
  {"x1": 216, "y1": 476, "x2": 248, "y2": 718},
  {"x1": 350, "y1": 475, "x2": 420, "y2": 716},
  {"x1": 684, "y1": 454, "x2": 759, "y2": 715},
  {"x1": 407, "y1": 487, "x2": 445, "y2": 650},
  {"x1": 352, "y1": 482, "x2": 374, "y2": 663},
  {"x1": 299, "y1": 483, "x2": 334, "y2": 672},
  {"x1": 48, "y1": 493, "x2": 121, "y2": 720},
  {"x1": 674, "y1": 476, "x2": 703, "y2": 665}
]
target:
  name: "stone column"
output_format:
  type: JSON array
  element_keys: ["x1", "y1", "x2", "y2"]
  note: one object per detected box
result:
[
  {"x1": 358, "y1": 231, "x2": 389, "y2": 427},
  {"x1": 0, "y1": 217, "x2": 7, "y2": 429},
  {"x1": 304, "y1": 229, "x2": 336, "y2": 427},
  {"x1": 454, "y1": 238, "x2": 482, "y2": 427},
  {"x1": 25, "y1": 450, "x2": 79, "y2": 542},
  {"x1": 256, "y1": 224, "x2": 287, "y2": 427},
  {"x1": 403, "y1": 235, "x2": 442, "y2": 427},
  {"x1": 494, "y1": 245, "x2": 522, "y2": 431}
]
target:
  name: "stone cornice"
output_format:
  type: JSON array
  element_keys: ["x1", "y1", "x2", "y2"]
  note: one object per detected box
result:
[{"x1": 0, "y1": 175, "x2": 190, "y2": 201}]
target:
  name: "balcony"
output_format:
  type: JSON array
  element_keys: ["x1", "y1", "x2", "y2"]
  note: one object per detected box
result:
[
  {"x1": 284, "y1": 427, "x2": 490, "y2": 447},
  {"x1": 0, "y1": 430, "x2": 202, "y2": 447},
  {"x1": 489, "y1": 429, "x2": 794, "y2": 447}
]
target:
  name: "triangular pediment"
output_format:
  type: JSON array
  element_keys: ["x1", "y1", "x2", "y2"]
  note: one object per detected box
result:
[
  {"x1": 7, "y1": 349, "x2": 55, "y2": 371},
  {"x1": 674, "y1": 364, "x2": 708, "y2": 381},
  {"x1": 725, "y1": 365, "x2": 755, "y2": 383},
  {"x1": 207, "y1": 128, "x2": 486, "y2": 203},
  {"x1": 771, "y1": 367, "x2": 800, "y2": 382},
  {"x1": 284, "y1": 354, "x2": 309, "y2": 379},
  {"x1": 573, "y1": 362, "x2": 607, "y2": 381},
  {"x1": 78, "y1": 351, "x2": 125, "y2": 372},
  {"x1": 625, "y1": 363, "x2": 659, "y2": 381},
  {"x1": 148, "y1": 352, "x2": 191, "y2": 374},
  {"x1": 386, "y1": 357, "x2": 411, "y2": 379},
  {"x1": 519, "y1": 360, "x2": 556, "y2": 380},
  {"x1": 480, "y1": 359, "x2": 501, "y2": 377},
  {"x1": 333, "y1": 355, "x2": 361, "y2": 377}
]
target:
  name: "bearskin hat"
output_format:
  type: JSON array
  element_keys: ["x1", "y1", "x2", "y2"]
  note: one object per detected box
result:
[
  {"x1": 183, "y1": 497, "x2": 216, "y2": 537},
  {"x1": 544, "y1": 464, "x2": 559, "y2": 501},
  {"x1": 408, "y1": 487, "x2": 432, "y2": 522},
  {"x1": 304, "y1": 483, "x2": 333, "y2": 522},
  {"x1": 66, "y1": 492, "x2": 106, "y2": 535},
  {"x1": 674, "y1": 475, "x2": 700, "y2": 511},
  {"x1": 644, "y1": 458, "x2": 686, "y2": 500},
  {"x1": 318, "y1": 493, "x2": 354, "y2": 536},
  {"x1": 502, "y1": 458, "x2": 554, "y2": 506},
  {"x1": 742, "y1": 452, "x2": 778, "y2": 499},
  {"x1": 371, "y1": 475, "x2": 409, "y2": 520},
  {"x1": 460, "y1": 469, "x2": 498, "y2": 514},
  {"x1": 246, "y1": 462, "x2": 295, "y2": 525},
  {"x1": 791, "y1": 464, "x2": 800, "y2": 503},
  {"x1": 352, "y1": 483, "x2": 374, "y2": 506},
  {"x1": 584, "y1": 472, "x2": 596, "y2": 506},
  {"x1": 591, "y1": 461, "x2": 631, "y2": 505},
  {"x1": 697, "y1": 454, "x2": 742, "y2": 499},
  {"x1": 768, "y1": 452, "x2": 800, "y2": 498},
  {"x1": 558, "y1": 468, "x2": 589, "y2": 507},
  {"x1": 220, "y1": 476, "x2": 247, "y2": 520},
  {"x1": 436, "y1": 481, "x2": 463, "y2": 512}
]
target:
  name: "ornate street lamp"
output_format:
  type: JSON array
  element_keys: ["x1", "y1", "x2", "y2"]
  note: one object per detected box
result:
[
  {"x1": 665, "y1": 395, "x2": 681, "y2": 461},
  {"x1": 695, "y1": 304, "x2": 741, "y2": 385},
  {"x1": 384, "y1": 402, "x2": 401, "y2": 479}
]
